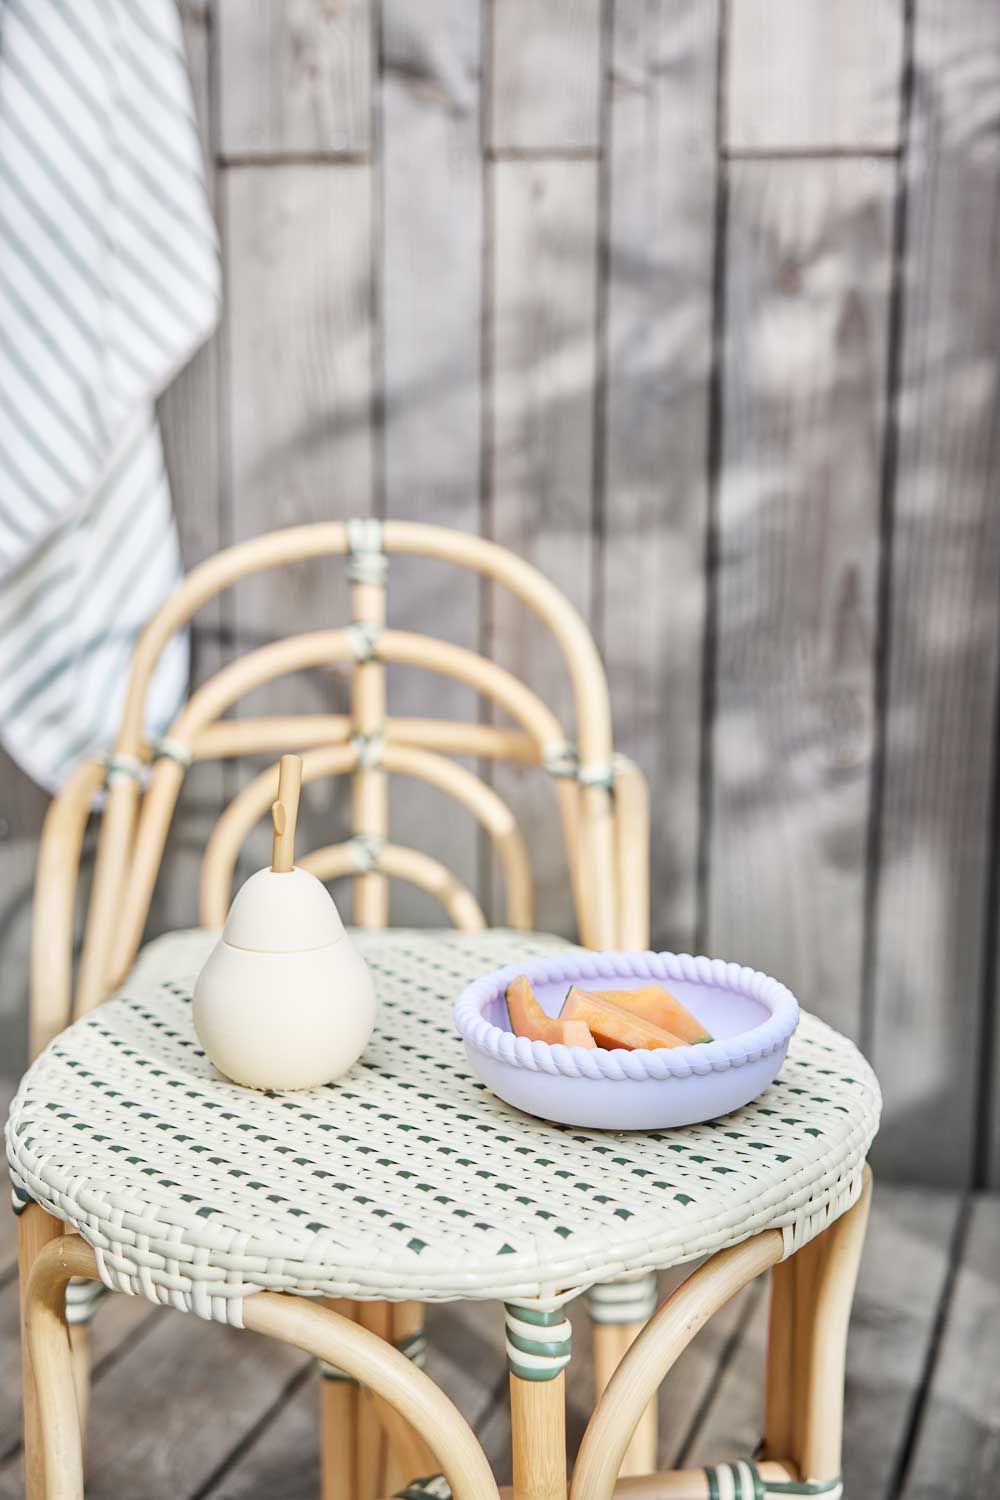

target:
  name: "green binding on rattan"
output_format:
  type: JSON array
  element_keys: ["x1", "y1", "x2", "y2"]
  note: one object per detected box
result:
[
  {"x1": 704, "y1": 1463, "x2": 843, "y2": 1500},
  {"x1": 319, "y1": 1321, "x2": 427, "y2": 1382},
  {"x1": 394, "y1": 1475, "x2": 451, "y2": 1500},
  {"x1": 503, "y1": 1303, "x2": 571, "y2": 1382}
]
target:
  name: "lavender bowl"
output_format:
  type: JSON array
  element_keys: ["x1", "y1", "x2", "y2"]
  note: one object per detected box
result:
[{"x1": 453, "y1": 950, "x2": 800, "y2": 1130}]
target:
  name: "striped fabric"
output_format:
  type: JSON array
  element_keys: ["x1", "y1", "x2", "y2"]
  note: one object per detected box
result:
[{"x1": 0, "y1": 0, "x2": 219, "y2": 789}]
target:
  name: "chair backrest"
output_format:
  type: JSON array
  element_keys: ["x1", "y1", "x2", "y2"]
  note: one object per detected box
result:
[{"x1": 30, "y1": 521, "x2": 649, "y2": 1057}]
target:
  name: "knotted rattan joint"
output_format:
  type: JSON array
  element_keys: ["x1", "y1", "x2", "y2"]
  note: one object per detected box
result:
[
  {"x1": 353, "y1": 729, "x2": 386, "y2": 768},
  {"x1": 349, "y1": 832, "x2": 387, "y2": 875},
  {"x1": 320, "y1": 1317, "x2": 426, "y2": 1383},
  {"x1": 585, "y1": 1274, "x2": 657, "y2": 1327},
  {"x1": 395, "y1": 1477, "x2": 452, "y2": 1500},
  {"x1": 64, "y1": 1276, "x2": 108, "y2": 1326},
  {"x1": 586, "y1": 1275, "x2": 658, "y2": 1478},
  {"x1": 503, "y1": 1304, "x2": 572, "y2": 1382},
  {"x1": 348, "y1": 620, "x2": 385, "y2": 662},
  {"x1": 541, "y1": 740, "x2": 618, "y2": 794},
  {"x1": 346, "y1": 517, "x2": 388, "y2": 587},
  {"x1": 703, "y1": 1464, "x2": 842, "y2": 1499},
  {"x1": 104, "y1": 751, "x2": 145, "y2": 787},
  {"x1": 151, "y1": 735, "x2": 193, "y2": 769}
]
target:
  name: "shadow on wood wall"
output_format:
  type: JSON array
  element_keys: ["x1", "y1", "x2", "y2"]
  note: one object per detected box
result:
[{"x1": 2, "y1": 0, "x2": 1000, "y2": 1191}]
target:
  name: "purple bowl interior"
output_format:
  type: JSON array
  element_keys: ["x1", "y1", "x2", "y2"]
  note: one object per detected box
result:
[{"x1": 484, "y1": 974, "x2": 769, "y2": 1043}]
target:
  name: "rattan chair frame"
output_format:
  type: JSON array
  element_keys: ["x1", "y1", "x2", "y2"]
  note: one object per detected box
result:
[{"x1": 19, "y1": 521, "x2": 871, "y2": 1500}]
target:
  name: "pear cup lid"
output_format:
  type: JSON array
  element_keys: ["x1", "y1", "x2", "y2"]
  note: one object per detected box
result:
[{"x1": 223, "y1": 866, "x2": 346, "y2": 953}]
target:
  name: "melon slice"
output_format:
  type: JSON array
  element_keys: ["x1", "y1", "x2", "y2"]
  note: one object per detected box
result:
[
  {"x1": 560, "y1": 986, "x2": 685, "y2": 1051},
  {"x1": 506, "y1": 975, "x2": 597, "y2": 1048},
  {"x1": 593, "y1": 984, "x2": 713, "y2": 1044}
]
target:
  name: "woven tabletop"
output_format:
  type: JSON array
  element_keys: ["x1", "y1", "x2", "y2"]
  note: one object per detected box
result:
[{"x1": 6, "y1": 929, "x2": 880, "y2": 1322}]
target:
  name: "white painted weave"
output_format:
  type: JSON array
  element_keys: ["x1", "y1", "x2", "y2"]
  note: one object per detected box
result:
[{"x1": 6, "y1": 929, "x2": 880, "y2": 1322}]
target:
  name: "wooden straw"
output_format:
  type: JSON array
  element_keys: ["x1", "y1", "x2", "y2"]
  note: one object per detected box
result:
[{"x1": 271, "y1": 754, "x2": 303, "y2": 873}]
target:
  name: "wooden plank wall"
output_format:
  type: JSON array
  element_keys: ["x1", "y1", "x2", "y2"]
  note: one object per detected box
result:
[{"x1": 2, "y1": 0, "x2": 999, "y2": 1191}]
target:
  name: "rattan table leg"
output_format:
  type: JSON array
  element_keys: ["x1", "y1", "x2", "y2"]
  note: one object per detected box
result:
[
  {"x1": 321, "y1": 1300, "x2": 358, "y2": 1500},
  {"x1": 762, "y1": 1166, "x2": 873, "y2": 1486},
  {"x1": 357, "y1": 1302, "x2": 394, "y2": 1500},
  {"x1": 510, "y1": 1373, "x2": 567, "y2": 1500},
  {"x1": 505, "y1": 1303, "x2": 572, "y2": 1500},
  {"x1": 19, "y1": 1206, "x2": 70, "y2": 1500},
  {"x1": 384, "y1": 1302, "x2": 430, "y2": 1495},
  {"x1": 571, "y1": 1233, "x2": 783, "y2": 1500},
  {"x1": 22, "y1": 1228, "x2": 97, "y2": 1500},
  {"x1": 587, "y1": 1276, "x2": 658, "y2": 1476},
  {"x1": 68, "y1": 1322, "x2": 90, "y2": 1466}
]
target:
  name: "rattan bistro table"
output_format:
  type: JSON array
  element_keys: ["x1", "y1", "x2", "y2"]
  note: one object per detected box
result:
[{"x1": 8, "y1": 928, "x2": 880, "y2": 1500}]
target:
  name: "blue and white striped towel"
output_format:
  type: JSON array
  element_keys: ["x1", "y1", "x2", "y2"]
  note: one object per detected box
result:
[{"x1": 0, "y1": 0, "x2": 219, "y2": 789}]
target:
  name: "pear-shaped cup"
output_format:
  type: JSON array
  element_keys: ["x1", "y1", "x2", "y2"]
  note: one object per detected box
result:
[{"x1": 193, "y1": 866, "x2": 376, "y2": 1090}]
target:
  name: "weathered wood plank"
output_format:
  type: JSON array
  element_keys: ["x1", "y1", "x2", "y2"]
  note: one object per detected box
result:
[
  {"x1": 223, "y1": 162, "x2": 374, "y2": 874},
  {"x1": 0, "y1": 1080, "x2": 20, "y2": 1272},
  {"x1": 488, "y1": 158, "x2": 600, "y2": 938},
  {"x1": 489, "y1": 0, "x2": 603, "y2": 153},
  {"x1": 0, "y1": 761, "x2": 48, "y2": 1072},
  {"x1": 726, "y1": 0, "x2": 904, "y2": 154},
  {"x1": 217, "y1": 0, "x2": 373, "y2": 159},
  {"x1": 867, "y1": 0, "x2": 1000, "y2": 1187},
  {"x1": 601, "y1": 0, "x2": 718, "y2": 951},
  {"x1": 707, "y1": 158, "x2": 893, "y2": 1042},
  {"x1": 84, "y1": 1307, "x2": 304, "y2": 1499},
  {"x1": 901, "y1": 1196, "x2": 999, "y2": 1498},
  {"x1": 154, "y1": 0, "x2": 226, "y2": 942},
  {"x1": 381, "y1": 1, "x2": 484, "y2": 924},
  {"x1": 684, "y1": 1185, "x2": 961, "y2": 1498}
]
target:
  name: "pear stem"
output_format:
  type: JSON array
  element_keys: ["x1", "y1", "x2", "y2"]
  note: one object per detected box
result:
[{"x1": 271, "y1": 754, "x2": 303, "y2": 873}]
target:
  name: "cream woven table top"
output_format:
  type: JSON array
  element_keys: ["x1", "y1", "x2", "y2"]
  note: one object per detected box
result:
[{"x1": 6, "y1": 929, "x2": 880, "y2": 1324}]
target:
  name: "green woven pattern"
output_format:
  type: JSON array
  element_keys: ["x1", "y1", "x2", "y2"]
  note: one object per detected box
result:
[{"x1": 6, "y1": 928, "x2": 879, "y2": 1320}]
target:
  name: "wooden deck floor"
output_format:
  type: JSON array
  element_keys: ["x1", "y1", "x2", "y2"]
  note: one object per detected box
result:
[{"x1": 0, "y1": 1118, "x2": 992, "y2": 1497}]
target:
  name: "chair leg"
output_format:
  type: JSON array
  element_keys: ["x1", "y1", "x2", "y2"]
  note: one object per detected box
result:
[
  {"x1": 68, "y1": 1324, "x2": 90, "y2": 1456},
  {"x1": 20, "y1": 1213, "x2": 93, "y2": 1500},
  {"x1": 64, "y1": 1272, "x2": 106, "y2": 1464},
  {"x1": 762, "y1": 1166, "x2": 873, "y2": 1485},
  {"x1": 587, "y1": 1275, "x2": 658, "y2": 1477},
  {"x1": 19, "y1": 1205, "x2": 71, "y2": 1500}
]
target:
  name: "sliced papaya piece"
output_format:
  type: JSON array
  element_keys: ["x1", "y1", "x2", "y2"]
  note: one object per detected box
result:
[
  {"x1": 506, "y1": 975, "x2": 597, "y2": 1048},
  {"x1": 560, "y1": 986, "x2": 685, "y2": 1051},
  {"x1": 593, "y1": 983, "x2": 713, "y2": 1044}
]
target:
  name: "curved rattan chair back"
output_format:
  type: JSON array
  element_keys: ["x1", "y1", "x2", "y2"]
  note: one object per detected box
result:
[{"x1": 31, "y1": 521, "x2": 649, "y2": 1057}]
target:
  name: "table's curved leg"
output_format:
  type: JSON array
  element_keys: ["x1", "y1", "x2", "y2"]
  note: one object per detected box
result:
[
  {"x1": 586, "y1": 1275, "x2": 658, "y2": 1476},
  {"x1": 25, "y1": 1232, "x2": 498, "y2": 1500},
  {"x1": 762, "y1": 1165, "x2": 873, "y2": 1486},
  {"x1": 571, "y1": 1232, "x2": 784, "y2": 1500},
  {"x1": 245, "y1": 1294, "x2": 497, "y2": 1500}
]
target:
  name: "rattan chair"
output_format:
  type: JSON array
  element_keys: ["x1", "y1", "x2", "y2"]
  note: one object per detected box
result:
[{"x1": 13, "y1": 520, "x2": 879, "y2": 1500}]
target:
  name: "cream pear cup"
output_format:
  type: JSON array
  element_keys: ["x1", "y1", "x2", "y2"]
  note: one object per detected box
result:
[{"x1": 193, "y1": 865, "x2": 377, "y2": 1090}]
